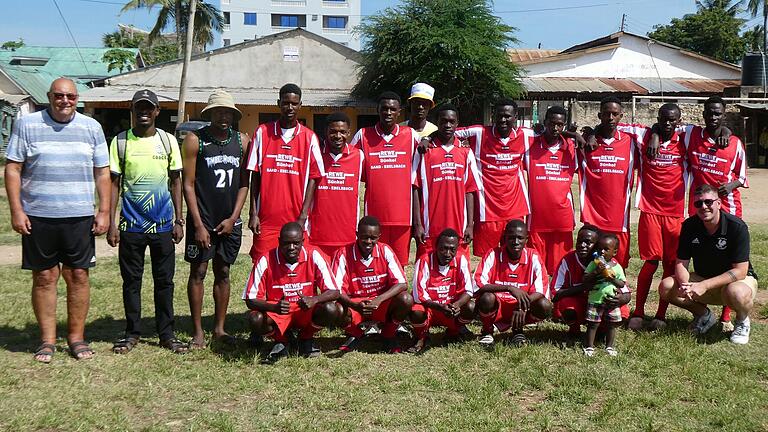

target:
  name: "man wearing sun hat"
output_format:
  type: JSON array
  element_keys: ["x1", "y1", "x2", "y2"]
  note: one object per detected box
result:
[
  {"x1": 182, "y1": 89, "x2": 251, "y2": 349},
  {"x1": 401, "y1": 82, "x2": 438, "y2": 139},
  {"x1": 107, "y1": 89, "x2": 187, "y2": 354}
]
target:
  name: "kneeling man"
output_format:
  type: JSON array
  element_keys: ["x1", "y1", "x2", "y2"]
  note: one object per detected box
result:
[
  {"x1": 332, "y1": 216, "x2": 413, "y2": 354},
  {"x1": 243, "y1": 222, "x2": 341, "y2": 363},
  {"x1": 474, "y1": 219, "x2": 552, "y2": 346},
  {"x1": 659, "y1": 184, "x2": 757, "y2": 344},
  {"x1": 409, "y1": 229, "x2": 475, "y2": 353}
]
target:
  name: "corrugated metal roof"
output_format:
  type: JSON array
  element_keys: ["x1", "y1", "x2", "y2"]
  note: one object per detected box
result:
[
  {"x1": 0, "y1": 47, "x2": 141, "y2": 104},
  {"x1": 508, "y1": 49, "x2": 560, "y2": 64},
  {"x1": 629, "y1": 78, "x2": 692, "y2": 93},
  {"x1": 735, "y1": 102, "x2": 768, "y2": 110},
  {"x1": 0, "y1": 92, "x2": 30, "y2": 104},
  {"x1": 523, "y1": 77, "x2": 738, "y2": 95},
  {"x1": 80, "y1": 86, "x2": 375, "y2": 107}
]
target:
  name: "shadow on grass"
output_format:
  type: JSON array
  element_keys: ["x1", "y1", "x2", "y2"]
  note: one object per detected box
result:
[{"x1": 0, "y1": 311, "x2": 736, "y2": 357}]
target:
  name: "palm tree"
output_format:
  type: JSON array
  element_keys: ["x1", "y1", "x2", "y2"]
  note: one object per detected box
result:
[
  {"x1": 696, "y1": 0, "x2": 744, "y2": 15},
  {"x1": 121, "y1": 0, "x2": 223, "y2": 56},
  {"x1": 747, "y1": 0, "x2": 768, "y2": 51}
]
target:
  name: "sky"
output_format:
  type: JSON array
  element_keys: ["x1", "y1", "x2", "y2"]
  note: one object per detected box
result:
[{"x1": 0, "y1": 0, "x2": 763, "y2": 50}]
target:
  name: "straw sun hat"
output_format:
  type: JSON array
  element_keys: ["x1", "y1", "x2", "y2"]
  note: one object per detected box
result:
[{"x1": 200, "y1": 89, "x2": 242, "y2": 121}]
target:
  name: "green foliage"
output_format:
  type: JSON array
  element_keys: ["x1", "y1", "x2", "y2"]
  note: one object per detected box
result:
[
  {"x1": 353, "y1": 0, "x2": 523, "y2": 121},
  {"x1": 121, "y1": 0, "x2": 224, "y2": 52},
  {"x1": 102, "y1": 48, "x2": 137, "y2": 73},
  {"x1": 1, "y1": 38, "x2": 24, "y2": 50},
  {"x1": 649, "y1": 0, "x2": 749, "y2": 63},
  {"x1": 102, "y1": 28, "x2": 177, "y2": 65}
]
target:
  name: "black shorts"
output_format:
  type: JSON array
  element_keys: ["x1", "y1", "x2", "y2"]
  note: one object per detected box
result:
[
  {"x1": 22, "y1": 216, "x2": 96, "y2": 271},
  {"x1": 184, "y1": 221, "x2": 242, "y2": 265}
]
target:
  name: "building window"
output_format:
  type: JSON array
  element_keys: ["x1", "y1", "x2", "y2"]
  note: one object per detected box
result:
[
  {"x1": 272, "y1": 14, "x2": 306, "y2": 27},
  {"x1": 223, "y1": 12, "x2": 230, "y2": 24},
  {"x1": 223, "y1": 39, "x2": 230, "y2": 47},
  {"x1": 323, "y1": 15, "x2": 347, "y2": 29},
  {"x1": 244, "y1": 12, "x2": 257, "y2": 25}
]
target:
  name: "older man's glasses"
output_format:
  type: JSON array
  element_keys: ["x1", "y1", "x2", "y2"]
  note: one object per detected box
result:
[
  {"x1": 52, "y1": 92, "x2": 78, "y2": 101},
  {"x1": 693, "y1": 198, "x2": 717, "y2": 208}
]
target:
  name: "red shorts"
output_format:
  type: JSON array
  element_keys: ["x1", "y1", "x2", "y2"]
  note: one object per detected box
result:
[
  {"x1": 411, "y1": 303, "x2": 462, "y2": 338},
  {"x1": 380, "y1": 225, "x2": 411, "y2": 266},
  {"x1": 415, "y1": 238, "x2": 470, "y2": 261},
  {"x1": 637, "y1": 212, "x2": 682, "y2": 264},
  {"x1": 478, "y1": 294, "x2": 539, "y2": 332},
  {"x1": 602, "y1": 230, "x2": 630, "y2": 269},
  {"x1": 528, "y1": 230, "x2": 573, "y2": 276},
  {"x1": 345, "y1": 297, "x2": 398, "y2": 338},
  {"x1": 250, "y1": 226, "x2": 281, "y2": 261},
  {"x1": 257, "y1": 303, "x2": 320, "y2": 342},
  {"x1": 553, "y1": 293, "x2": 630, "y2": 324},
  {"x1": 473, "y1": 221, "x2": 507, "y2": 257}
]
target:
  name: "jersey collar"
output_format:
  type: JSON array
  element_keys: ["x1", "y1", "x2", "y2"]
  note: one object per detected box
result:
[
  {"x1": 323, "y1": 142, "x2": 351, "y2": 158},
  {"x1": 701, "y1": 127, "x2": 728, "y2": 147},
  {"x1": 499, "y1": 247, "x2": 529, "y2": 265},
  {"x1": 492, "y1": 126, "x2": 520, "y2": 140},
  {"x1": 375, "y1": 123, "x2": 400, "y2": 138},
  {"x1": 430, "y1": 253, "x2": 457, "y2": 270},
  {"x1": 276, "y1": 246, "x2": 308, "y2": 266},
  {"x1": 352, "y1": 242, "x2": 380, "y2": 262},
  {"x1": 273, "y1": 121, "x2": 302, "y2": 140}
]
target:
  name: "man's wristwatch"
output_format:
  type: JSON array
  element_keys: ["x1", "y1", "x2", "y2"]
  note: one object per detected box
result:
[{"x1": 174, "y1": 218, "x2": 185, "y2": 226}]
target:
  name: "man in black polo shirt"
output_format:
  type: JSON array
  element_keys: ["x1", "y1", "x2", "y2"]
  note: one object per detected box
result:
[{"x1": 659, "y1": 184, "x2": 758, "y2": 344}]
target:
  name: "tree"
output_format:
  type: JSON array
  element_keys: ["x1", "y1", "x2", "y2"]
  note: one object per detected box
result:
[
  {"x1": 649, "y1": 0, "x2": 748, "y2": 63},
  {"x1": 747, "y1": 0, "x2": 768, "y2": 51},
  {"x1": 353, "y1": 0, "x2": 523, "y2": 123},
  {"x1": 120, "y1": 0, "x2": 223, "y2": 56},
  {"x1": 1, "y1": 38, "x2": 24, "y2": 50},
  {"x1": 102, "y1": 28, "x2": 177, "y2": 65},
  {"x1": 102, "y1": 48, "x2": 137, "y2": 72}
]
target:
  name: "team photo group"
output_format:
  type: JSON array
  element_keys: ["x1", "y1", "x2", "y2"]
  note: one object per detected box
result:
[{"x1": 5, "y1": 77, "x2": 759, "y2": 364}]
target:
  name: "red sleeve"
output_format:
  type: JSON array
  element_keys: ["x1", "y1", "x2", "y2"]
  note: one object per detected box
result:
[
  {"x1": 308, "y1": 133, "x2": 324, "y2": 180},
  {"x1": 464, "y1": 149, "x2": 479, "y2": 193},
  {"x1": 331, "y1": 249, "x2": 351, "y2": 295},
  {"x1": 311, "y1": 249, "x2": 337, "y2": 293}
]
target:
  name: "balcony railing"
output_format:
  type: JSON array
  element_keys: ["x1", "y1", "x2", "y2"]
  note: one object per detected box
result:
[{"x1": 272, "y1": 0, "x2": 307, "y2": 6}]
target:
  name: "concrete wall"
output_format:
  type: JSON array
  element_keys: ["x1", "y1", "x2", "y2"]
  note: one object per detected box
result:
[
  {"x1": 106, "y1": 32, "x2": 359, "y2": 91},
  {"x1": 524, "y1": 34, "x2": 740, "y2": 80},
  {"x1": 570, "y1": 101, "x2": 744, "y2": 137},
  {"x1": 220, "y1": 0, "x2": 361, "y2": 50}
]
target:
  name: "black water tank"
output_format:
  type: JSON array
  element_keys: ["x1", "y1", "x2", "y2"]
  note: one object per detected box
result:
[{"x1": 742, "y1": 53, "x2": 767, "y2": 86}]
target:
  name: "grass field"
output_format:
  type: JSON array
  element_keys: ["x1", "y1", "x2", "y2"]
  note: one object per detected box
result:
[{"x1": 1, "y1": 233, "x2": 767, "y2": 431}]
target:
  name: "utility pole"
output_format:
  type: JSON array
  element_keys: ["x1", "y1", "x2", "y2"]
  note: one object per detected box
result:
[
  {"x1": 620, "y1": 13, "x2": 626, "y2": 32},
  {"x1": 177, "y1": 0, "x2": 196, "y2": 127}
]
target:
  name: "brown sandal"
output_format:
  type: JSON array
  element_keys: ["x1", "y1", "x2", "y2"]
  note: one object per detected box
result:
[
  {"x1": 33, "y1": 343, "x2": 56, "y2": 364},
  {"x1": 68, "y1": 340, "x2": 94, "y2": 360}
]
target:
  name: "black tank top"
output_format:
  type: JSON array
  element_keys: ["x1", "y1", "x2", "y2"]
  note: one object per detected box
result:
[{"x1": 191, "y1": 127, "x2": 242, "y2": 229}]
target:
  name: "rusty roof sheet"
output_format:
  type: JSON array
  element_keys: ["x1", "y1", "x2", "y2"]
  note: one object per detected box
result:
[
  {"x1": 508, "y1": 49, "x2": 560, "y2": 64},
  {"x1": 522, "y1": 77, "x2": 739, "y2": 95}
]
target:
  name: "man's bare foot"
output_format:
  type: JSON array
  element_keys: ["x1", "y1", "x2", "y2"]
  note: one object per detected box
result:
[
  {"x1": 189, "y1": 333, "x2": 207, "y2": 350},
  {"x1": 213, "y1": 332, "x2": 237, "y2": 346},
  {"x1": 67, "y1": 341, "x2": 94, "y2": 360}
]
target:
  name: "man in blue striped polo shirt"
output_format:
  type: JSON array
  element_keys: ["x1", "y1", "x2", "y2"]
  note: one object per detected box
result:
[{"x1": 4, "y1": 77, "x2": 111, "y2": 363}]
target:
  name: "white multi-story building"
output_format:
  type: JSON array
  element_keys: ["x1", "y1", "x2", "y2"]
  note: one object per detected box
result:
[{"x1": 218, "y1": 0, "x2": 361, "y2": 50}]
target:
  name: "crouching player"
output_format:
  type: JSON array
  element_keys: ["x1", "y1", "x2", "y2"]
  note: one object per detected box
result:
[
  {"x1": 333, "y1": 216, "x2": 413, "y2": 354},
  {"x1": 474, "y1": 220, "x2": 552, "y2": 347},
  {"x1": 409, "y1": 229, "x2": 475, "y2": 353},
  {"x1": 242, "y1": 222, "x2": 342, "y2": 363}
]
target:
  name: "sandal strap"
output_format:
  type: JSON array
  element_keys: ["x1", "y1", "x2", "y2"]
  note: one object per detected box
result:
[
  {"x1": 68, "y1": 340, "x2": 93, "y2": 354},
  {"x1": 35, "y1": 343, "x2": 56, "y2": 354}
]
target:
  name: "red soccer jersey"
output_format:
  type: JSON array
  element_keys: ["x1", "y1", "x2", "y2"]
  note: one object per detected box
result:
[
  {"x1": 413, "y1": 138, "x2": 479, "y2": 239},
  {"x1": 577, "y1": 130, "x2": 638, "y2": 233},
  {"x1": 524, "y1": 135, "x2": 577, "y2": 232},
  {"x1": 455, "y1": 125, "x2": 533, "y2": 222},
  {"x1": 549, "y1": 250, "x2": 587, "y2": 296},
  {"x1": 352, "y1": 123, "x2": 419, "y2": 226},
  {"x1": 412, "y1": 253, "x2": 474, "y2": 304},
  {"x1": 685, "y1": 126, "x2": 748, "y2": 217},
  {"x1": 245, "y1": 122, "x2": 324, "y2": 229},
  {"x1": 473, "y1": 246, "x2": 550, "y2": 301},
  {"x1": 242, "y1": 245, "x2": 337, "y2": 302},
  {"x1": 308, "y1": 144, "x2": 364, "y2": 246},
  {"x1": 331, "y1": 242, "x2": 407, "y2": 298},
  {"x1": 617, "y1": 124, "x2": 689, "y2": 217}
]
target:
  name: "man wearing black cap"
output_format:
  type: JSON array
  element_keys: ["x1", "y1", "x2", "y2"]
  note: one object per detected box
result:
[{"x1": 107, "y1": 89, "x2": 188, "y2": 354}]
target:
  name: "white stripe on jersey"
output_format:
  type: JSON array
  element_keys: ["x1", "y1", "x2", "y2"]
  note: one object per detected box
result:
[
  {"x1": 242, "y1": 255, "x2": 269, "y2": 300},
  {"x1": 312, "y1": 249, "x2": 338, "y2": 291}
]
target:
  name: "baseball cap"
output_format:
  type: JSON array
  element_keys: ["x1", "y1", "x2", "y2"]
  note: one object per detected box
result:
[
  {"x1": 131, "y1": 89, "x2": 159, "y2": 107},
  {"x1": 408, "y1": 83, "x2": 435, "y2": 107}
]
